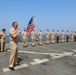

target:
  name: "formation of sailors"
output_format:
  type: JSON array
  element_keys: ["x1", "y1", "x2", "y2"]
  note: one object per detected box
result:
[
  {"x1": 0, "y1": 28, "x2": 76, "y2": 52},
  {"x1": 22, "y1": 29, "x2": 76, "y2": 47}
]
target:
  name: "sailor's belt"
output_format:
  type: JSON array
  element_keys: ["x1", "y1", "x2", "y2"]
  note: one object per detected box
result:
[
  {"x1": 1, "y1": 38, "x2": 5, "y2": 39},
  {"x1": 10, "y1": 40, "x2": 18, "y2": 42}
]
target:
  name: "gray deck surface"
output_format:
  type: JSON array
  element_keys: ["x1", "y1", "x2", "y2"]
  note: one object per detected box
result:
[{"x1": 0, "y1": 41, "x2": 76, "y2": 75}]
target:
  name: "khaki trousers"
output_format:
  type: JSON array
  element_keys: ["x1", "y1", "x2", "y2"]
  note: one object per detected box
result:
[
  {"x1": 51, "y1": 36, "x2": 54, "y2": 43},
  {"x1": 66, "y1": 36, "x2": 69, "y2": 42},
  {"x1": 31, "y1": 37, "x2": 35, "y2": 45},
  {"x1": 9, "y1": 41, "x2": 18, "y2": 67},
  {"x1": 23, "y1": 37, "x2": 27, "y2": 46},
  {"x1": 39, "y1": 37, "x2": 43, "y2": 45},
  {"x1": 46, "y1": 36, "x2": 50, "y2": 44},
  {"x1": 56, "y1": 36, "x2": 59, "y2": 43},
  {"x1": 1, "y1": 39, "x2": 5, "y2": 51}
]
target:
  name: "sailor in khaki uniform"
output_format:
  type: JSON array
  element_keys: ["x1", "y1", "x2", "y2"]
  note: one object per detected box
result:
[
  {"x1": 38, "y1": 30, "x2": 43, "y2": 45},
  {"x1": 31, "y1": 29, "x2": 36, "y2": 46},
  {"x1": 74, "y1": 31, "x2": 76, "y2": 42},
  {"x1": 61, "y1": 30, "x2": 64, "y2": 42},
  {"x1": 22, "y1": 28, "x2": 28, "y2": 47},
  {"x1": 0, "y1": 32, "x2": 1, "y2": 52},
  {"x1": 56, "y1": 30, "x2": 59, "y2": 43},
  {"x1": 45, "y1": 29, "x2": 50, "y2": 45},
  {"x1": 9, "y1": 22, "x2": 21, "y2": 70},
  {"x1": 51, "y1": 29, "x2": 54, "y2": 44},
  {"x1": 70, "y1": 31, "x2": 74, "y2": 42},
  {"x1": 66, "y1": 31, "x2": 69, "y2": 42},
  {"x1": 0, "y1": 28, "x2": 6, "y2": 52}
]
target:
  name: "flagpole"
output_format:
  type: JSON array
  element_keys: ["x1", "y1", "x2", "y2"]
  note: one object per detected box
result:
[{"x1": 33, "y1": 15, "x2": 40, "y2": 31}]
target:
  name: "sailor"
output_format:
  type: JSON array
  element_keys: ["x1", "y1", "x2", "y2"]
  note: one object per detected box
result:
[
  {"x1": 31, "y1": 29, "x2": 36, "y2": 46},
  {"x1": 51, "y1": 29, "x2": 54, "y2": 44},
  {"x1": 9, "y1": 22, "x2": 21, "y2": 70},
  {"x1": 38, "y1": 30, "x2": 43, "y2": 45},
  {"x1": 74, "y1": 31, "x2": 76, "y2": 42},
  {"x1": 66, "y1": 31, "x2": 69, "y2": 42},
  {"x1": 70, "y1": 31, "x2": 74, "y2": 42},
  {"x1": 56, "y1": 30, "x2": 59, "y2": 43},
  {"x1": 0, "y1": 32, "x2": 1, "y2": 52},
  {"x1": 22, "y1": 28, "x2": 28, "y2": 47},
  {"x1": 61, "y1": 30, "x2": 64, "y2": 43},
  {"x1": 45, "y1": 29, "x2": 50, "y2": 45},
  {"x1": 0, "y1": 28, "x2": 6, "y2": 52}
]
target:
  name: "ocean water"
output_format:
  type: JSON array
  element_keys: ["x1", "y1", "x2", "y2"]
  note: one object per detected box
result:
[{"x1": 5, "y1": 35, "x2": 70, "y2": 43}]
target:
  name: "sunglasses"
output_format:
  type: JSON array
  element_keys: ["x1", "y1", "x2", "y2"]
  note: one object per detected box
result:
[{"x1": 16, "y1": 25, "x2": 18, "y2": 26}]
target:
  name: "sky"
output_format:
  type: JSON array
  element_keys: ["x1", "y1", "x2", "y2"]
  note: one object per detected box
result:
[{"x1": 0, "y1": 0, "x2": 76, "y2": 35}]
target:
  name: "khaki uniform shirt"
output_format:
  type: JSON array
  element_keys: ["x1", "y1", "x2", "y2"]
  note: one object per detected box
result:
[
  {"x1": 0, "y1": 32, "x2": 1, "y2": 39},
  {"x1": 51, "y1": 31, "x2": 54, "y2": 37},
  {"x1": 46, "y1": 31, "x2": 50, "y2": 38},
  {"x1": 66, "y1": 32, "x2": 69, "y2": 36},
  {"x1": 56, "y1": 31, "x2": 59, "y2": 37},
  {"x1": 31, "y1": 31, "x2": 36, "y2": 37},
  {"x1": 75, "y1": 33, "x2": 76, "y2": 36},
  {"x1": 9, "y1": 27, "x2": 19, "y2": 42},
  {"x1": 38, "y1": 32, "x2": 43, "y2": 38},
  {"x1": 0, "y1": 31, "x2": 6, "y2": 39},
  {"x1": 61, "y1": 32, "x2": 64, "y2": 37},
  {"x1": 22, "y1": 31, "x2": 28, "y2": 38}
]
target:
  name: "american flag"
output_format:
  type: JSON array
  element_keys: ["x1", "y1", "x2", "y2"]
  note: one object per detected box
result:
[{"x1": 26, "y1": 16, "x2": 35, "y2": 35}]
